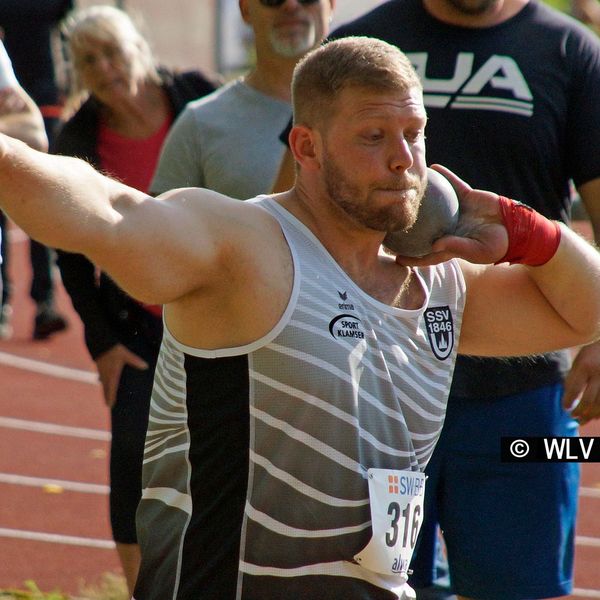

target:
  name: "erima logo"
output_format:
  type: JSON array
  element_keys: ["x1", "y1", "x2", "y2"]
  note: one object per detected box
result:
[
  {"x1": 407, "y1": 52, "x2": 533, "y2": 117},
  {"x1": 424, "y1": 306, "x2": 454, "y2": 360},
  {"x1": 329, "y1": 314, "x2": 365, "y2": 340},
  {"x1": 337, "y1": 290, "x2": 355, "y2": 311}
]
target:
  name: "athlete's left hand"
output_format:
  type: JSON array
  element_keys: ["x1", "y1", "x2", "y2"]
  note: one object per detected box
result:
[{"x1": 563, "y1": 340, "x2": 600, "y2": 424}]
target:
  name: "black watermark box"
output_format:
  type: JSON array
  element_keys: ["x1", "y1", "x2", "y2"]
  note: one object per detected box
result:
[{"x1": 501, "y1": 436, "x2": 600, "y2": 462}]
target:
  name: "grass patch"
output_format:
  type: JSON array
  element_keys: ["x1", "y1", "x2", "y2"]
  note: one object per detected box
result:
[
  {"x1": 544, "y1": 0, "x2": 571, "y2": 12},
  {"x1": 0, "y1": 573, "x2": 128, "y2": 600},
  {"x1": 74, "y1": 572, "x2": 128, "y2": 600},
  {"x1": 0, "y1": 580, "x2": 68, "y2": 599}
]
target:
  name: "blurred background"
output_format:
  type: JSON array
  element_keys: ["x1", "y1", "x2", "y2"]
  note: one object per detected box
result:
[{"x1": 70, "y1": 0, "x2": 389, "y2": 79}]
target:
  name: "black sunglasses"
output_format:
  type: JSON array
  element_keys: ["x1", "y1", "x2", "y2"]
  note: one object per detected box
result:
[{"x1": 259, "y1": 0, "x2": 320, "y2": 6}]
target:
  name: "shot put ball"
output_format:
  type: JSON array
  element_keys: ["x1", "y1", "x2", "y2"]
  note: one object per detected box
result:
[{"x1": 383, "y1": 168, "x2": 459, "y2": 257}]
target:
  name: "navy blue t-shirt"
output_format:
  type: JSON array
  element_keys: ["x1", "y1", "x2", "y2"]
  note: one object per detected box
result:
[
  {"x1": 313, "y1": 0, "x2": 600, "y2": 397},
  {"x1": 0, "y1": 0, "x2": 73, "y2": 107}
]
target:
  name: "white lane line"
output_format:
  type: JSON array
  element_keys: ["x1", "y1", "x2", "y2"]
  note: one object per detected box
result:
[
  {"x1": 0, "y1": 472, "x2": 109, "y2": 495},
  {"x1": 573, "y1": 589, "x2": 600, "y2": 598},
  {"x1": 580, "y1": 487, "x2": 600, "y2": 498},
  {"x1": 0, "y1": 350, "x2": 98, "y2": 385},
  {"x1": 577, "y1": 536, "x2": 600, "y2": 548},
  {"x1": 0, "y1": 527, "x2": 115, "y2": 549},
  {"x1": 7, "y1": 227, "x2": 28, "y2": 244},
  {"x1": 0, "y1": 416, "x2": 110, "y2": 441}
]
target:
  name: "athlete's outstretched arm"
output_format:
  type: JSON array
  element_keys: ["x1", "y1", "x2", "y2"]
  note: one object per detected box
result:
[{"x1": 0, "y1": 133, "x2": 273, "y2": 305}]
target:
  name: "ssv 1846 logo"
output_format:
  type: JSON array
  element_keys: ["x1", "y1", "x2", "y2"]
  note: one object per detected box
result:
[{"x1": 424, "y1": 306, "x2": 454, "y2": 360}]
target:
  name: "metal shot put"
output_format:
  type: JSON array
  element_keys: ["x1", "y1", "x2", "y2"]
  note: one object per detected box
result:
[{"x1": 384, "y1": 167, "x2": 459, "y2": 257}]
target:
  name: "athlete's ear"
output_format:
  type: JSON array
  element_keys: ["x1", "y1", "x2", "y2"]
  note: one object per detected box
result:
[{"x1": 289, "y1": 125, "x2": 322, "y2": 171}]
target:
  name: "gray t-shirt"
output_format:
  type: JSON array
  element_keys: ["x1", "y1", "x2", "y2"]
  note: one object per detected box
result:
[{"x1": 150, "y1": 78, "x2": 291, "y2": 200}]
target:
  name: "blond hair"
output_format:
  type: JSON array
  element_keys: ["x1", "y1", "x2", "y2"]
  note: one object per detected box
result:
[
  {"x1": 61, "y1": 5, "x2": 159, "y2": 107},
  {"x1": 292, "y1": 36, "x2": 422, "y2": 128}
]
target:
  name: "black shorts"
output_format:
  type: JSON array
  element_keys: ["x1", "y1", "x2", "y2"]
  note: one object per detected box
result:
[{"x1": 109, "y1": 320, "x2": 161, "y2": 544}]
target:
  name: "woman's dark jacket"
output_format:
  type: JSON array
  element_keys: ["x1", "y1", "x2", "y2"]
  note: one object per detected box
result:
[{"x1": 53, "y1": 69, "x2": 218, "y2": 359}]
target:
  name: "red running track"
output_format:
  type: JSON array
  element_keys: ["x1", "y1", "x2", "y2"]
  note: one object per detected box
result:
[
  {"x1": 0, "y1": 226, "x2": 120, "y2": 594},
  {"x1": 0, "y1": 224, "x2": 599, "y2": 597}
]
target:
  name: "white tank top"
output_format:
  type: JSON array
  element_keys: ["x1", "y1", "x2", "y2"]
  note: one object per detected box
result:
[{"x1": 135, "y1": 196, "x2": 467, "y2": 600}]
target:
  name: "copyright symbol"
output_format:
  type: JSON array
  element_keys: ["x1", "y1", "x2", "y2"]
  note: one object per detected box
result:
[{"x1": 510, "y1": 439, "x2": 530, "y2": 458}]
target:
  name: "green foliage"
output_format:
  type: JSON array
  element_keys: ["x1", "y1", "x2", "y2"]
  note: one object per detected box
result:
[
  {"x1": 543, "y1": 0, "x2": 571, "y2": 14},
  {"x1": 0, "y1": 580, "x2": 68, "y2": 599},
  {"x1": 75, "y1": 572, "x2": 128, "y2": 600},
  {"x1": 0, "y1": 573, "x2": 127, "y2": 600}
]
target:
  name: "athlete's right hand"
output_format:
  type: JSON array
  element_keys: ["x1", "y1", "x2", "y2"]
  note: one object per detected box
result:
[{"x1": 395, "y1": 165, "x2": 509, "y2": 267}]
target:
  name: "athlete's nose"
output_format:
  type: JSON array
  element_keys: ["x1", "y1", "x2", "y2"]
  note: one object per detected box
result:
[{"x1": 389, "y1": 136, "x2": 414, "y2": 173}]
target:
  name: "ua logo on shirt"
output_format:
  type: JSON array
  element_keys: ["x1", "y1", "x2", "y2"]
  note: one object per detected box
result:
[{"x1": 407, "y1": 52, "x2": 534, "y2": 116}]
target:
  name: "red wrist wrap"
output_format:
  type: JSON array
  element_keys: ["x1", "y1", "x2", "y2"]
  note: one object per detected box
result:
[{"x1": 495, "y1": 196, "x2": 562, "y2": 266}]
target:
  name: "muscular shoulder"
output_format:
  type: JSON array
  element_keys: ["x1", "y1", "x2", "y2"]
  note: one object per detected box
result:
[
  {"x1": 157, "y1": 188, "x2": 280, "y2": 238},
  {"x1": 160, "y1": 191, "x2": 292, "y2": 349}
]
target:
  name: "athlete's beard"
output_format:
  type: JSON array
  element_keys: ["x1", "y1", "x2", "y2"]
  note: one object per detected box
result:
[
  {"x1": 321, "y1": 146, "x2": 425, "y2": 233},
  {"x1": 269, "y1": 20, "x2": 317, "y2": 58},
  {"x1": 445, "y1": 0, "x2": 499, "y2": 15}
]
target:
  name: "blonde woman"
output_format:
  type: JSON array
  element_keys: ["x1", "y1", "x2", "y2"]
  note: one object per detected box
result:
[{"x1": 53, "y1": 6, "x2": 218, "y2": 594}]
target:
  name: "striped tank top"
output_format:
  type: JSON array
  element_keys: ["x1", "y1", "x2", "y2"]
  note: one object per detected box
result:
[{"x1": 134, "y1": 196, "x2": 466, "y2": 600}]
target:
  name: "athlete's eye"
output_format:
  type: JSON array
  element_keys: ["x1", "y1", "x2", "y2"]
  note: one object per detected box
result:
[
  {"x1": 361, "y1": 130, "x2": 384, "y2": 144},
  {"x1": 405, "y1": 130, "x2": 425, "y2": 144}
]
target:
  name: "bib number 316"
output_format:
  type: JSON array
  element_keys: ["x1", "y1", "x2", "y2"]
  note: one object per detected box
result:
[
  {"x1": 354, "y1": 468, "x2": 426, "y2": 577},
  {"x1": 387, "y1": 499, "x2": 421, "y2": 549}
]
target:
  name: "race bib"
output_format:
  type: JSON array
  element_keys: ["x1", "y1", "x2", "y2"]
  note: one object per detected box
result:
[{"x1": 354, "y1": 468, "x2": 426, "y2": 577}]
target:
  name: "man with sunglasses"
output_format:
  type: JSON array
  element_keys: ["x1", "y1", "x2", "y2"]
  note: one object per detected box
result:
[{"x1": 150, "y1": 0, "x2": 334, "y2": 200}]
